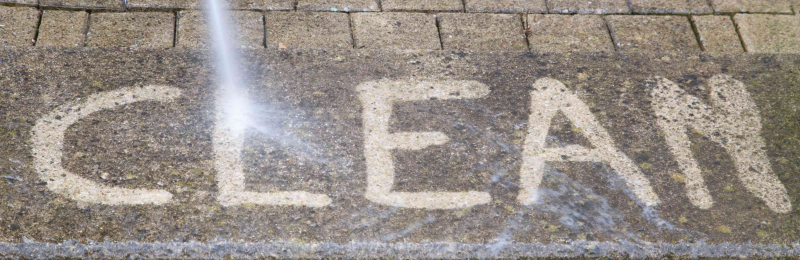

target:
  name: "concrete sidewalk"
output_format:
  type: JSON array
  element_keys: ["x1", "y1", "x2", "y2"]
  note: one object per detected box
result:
[{"x1": 0, "y1": 48, "x2": 799, "y2": 258}]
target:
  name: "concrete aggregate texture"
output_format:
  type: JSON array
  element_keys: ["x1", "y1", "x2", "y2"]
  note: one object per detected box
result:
[
  {"x1": 0, "y1": 48, "x2": 798, "y2": 258},
  {"x1": 1, "y1": 0, "x2": 800, "y2": 258}
]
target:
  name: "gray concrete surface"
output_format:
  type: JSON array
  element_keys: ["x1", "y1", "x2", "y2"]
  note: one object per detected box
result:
[{"x1": 1, "y1": 48, "x2": 800, "y2": 258}]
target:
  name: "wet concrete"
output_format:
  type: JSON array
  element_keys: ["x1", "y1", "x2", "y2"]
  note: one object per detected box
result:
[{"x1": 0, "y1": 48, "x2": 799, "y2": 258}]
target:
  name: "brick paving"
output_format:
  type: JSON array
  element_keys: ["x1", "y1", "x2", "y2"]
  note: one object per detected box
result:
[
  {"x1": 177, "y1": 10, "x2": 263, "y2": 48},
  {"x1": 352, "y1": 12, "x2": 439, "y2": 50},
  {"x1": 86, "y1": 12, "x2": 174, "y2": 47},
  {"x1": 710, "y1": 0, "x2": 793, "y2": 13},
  {"x1": 264, "y1": 11, "x2": 351, "y2": 49},
  {"x1": 527, "y1": 14, "x2": 614, "y2": 52},
  {"x1": 438, "y1": 13, "x2": 526, "y2": 51},
  {"x1": 735, "y1": 14, "x2": 800, "y2": 53},
  {"x1": 464, "y1": 0, "x2": 547, "y2": 13},
  {"x1": 0, "y1": 0, "x2": 798, "y2": 53},
  {"x1": 547, "y1": 0, "x2": 629, "y2": 14},
  {"x1": 692, "y1": 15, "x2": 742, "y2": 52},
  {"x1": 37, "y1": 10, "x2": 87, "y2": 47},
  {"x1": 297, "y1": 0, "x2": 377, "y2": 12},
  {"x1": 39, "y1": 0, "x2": 124, "y2": 10},
  {"x1": 0, "y1": 6, "x2": 38, "y2": 46},
  {"x1": 629, "y1": 0, "x2": 712, "y2": 14},
  {"x1": 607, "y1": 15, "x2": 699, "y2": 52}
]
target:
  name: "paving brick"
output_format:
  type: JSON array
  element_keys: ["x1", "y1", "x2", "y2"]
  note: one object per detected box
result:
[
  {"x1": 437, "y1": 13, "x2": 526, "y2": 51},
  {"x1": 547, "y1": 0, "x2": 630, "y2": 14},
  {"x1": 795, "y1": 0, "x2": 800, "y2": 13},
  {"x1": 734, "y1": 14, "x2": 800, "y2": 53},
  {"x1": 382, "y1": 0, "x2": 462, "y2": 11},
  {"x1": 710, "y1": 0, "x2": 792, "y2": 13},
  {"x1": 297, "y1": 0, "x2": 377, "y2": 11},
  {"x1": 0, "y1": 0, "x2": 36, "y2": 7},
  {"x1": 0, "y1": 6, "x2": 38, "y2": 47},
  {"x1": 40, "y1": 0, "x2": 124, "y2": 10},
  {"x1": 178, "y1": 11, "x2": 264, "y2": 49},
  {"x1": 127, "y1": 0, "x2": 199, "y2": 9},
  {"x1": 527, "y1": 14, "x2": 613, "y2": 52},
  {"x1": 692, "y1": 15, "x2": 742, "y2": 52},
  {"x1": 465, "y1": 0, "x2": 547, "y2": 13},
  {"x1": 607, "y1": 15, "x2": 700, "y2": 52},
  {"x1": 230, "y1": 0, "x2": 295, "y2": 9},
  {"x1": 37, "y1": 10, "x2": 88, "y2": 48},
  {"x1": 87, "y1": 12, "x2": 174, "y2": 48},
  {"x1": 629, "y1": 0, "x2": 712, "y2": 14},
  {"x1": 128, "y1": 0, "x2": 292, "y2": 10},
  {"x1": 264, "y1": 11, "x2": 351, "y2": 49},
  {"x1": 352, "y1": 12, "x2": 439, "y2": 50}
]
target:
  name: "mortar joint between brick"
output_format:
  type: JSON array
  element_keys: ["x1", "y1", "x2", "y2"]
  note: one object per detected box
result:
[
  {"x1": 714, "y1": 11, "x2": 795, "y2": 15},
  {"x1": 687, "y1": 15, "x2": 705, "y2": 51},
  {"x1": 434, "y1": 15, "x2": 444, "y2": 50},
  {"x1": 347, "y1": 12, "x2": 356, "y2": 49},
  {"x1": 729, "y1": 14, "x2": 748, "y2": 52},
  {"x1": 601, "y1": 15, "x2": 619, "y2": 51},
  {"x1": 623, "y1": 0, "x2": 634, "y2": 14},
  {"x1": 383, "y1": 9, "x2": 464, "y2": 14},
  {"x1": 83, "y1": 10, "x2": 91, "y2": 47},
  {"x1": 171, "y1": 10, "x2": 178, "y2": 47},
  {"x1": 87, "y1": 9, "x2": 174, "y2": 13},
  {"x1": 0, "y1": 2, "x2": 38, "y2": 8},
  {"x1": 704, "y1": 0, "x2": 714, "y2": 12},
  {"x1": 543, "y1": 0, "x2": 549, "y2": 13},
  {"x1": 519, "y1": 13, "x2": 530, "y2": 51},
  {"x1": 261, "y1": 11, "x2": 266, "y2": 48},
  {"x1": 32, "y1": 6, "x2": 43, "y2": 46}
]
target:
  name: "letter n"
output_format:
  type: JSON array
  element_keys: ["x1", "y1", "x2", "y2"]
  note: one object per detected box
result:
[{"x1": 650, "y1": 75, "x2": 791, "y2": 213}]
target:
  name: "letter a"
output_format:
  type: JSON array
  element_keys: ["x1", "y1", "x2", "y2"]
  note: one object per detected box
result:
[
  {"x1": 358, "y1": 79, "x2": 492, "y2": 209},
  {"x1": 31, "y1": 86, "x2": 177, "y2": 205},
  {"x1": 518, "y1": 78, "x2": 660, "y2": 207},
  {"x1": 650, "y1": 75, "x2": 791, "y2": 213}
]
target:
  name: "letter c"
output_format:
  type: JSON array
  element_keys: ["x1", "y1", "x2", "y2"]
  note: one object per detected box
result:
[{"x1": 31, "y1": 85, "x2": 180, "y2": 205}]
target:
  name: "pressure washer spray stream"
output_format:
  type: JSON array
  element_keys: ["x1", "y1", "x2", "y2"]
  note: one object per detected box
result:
[
  {"x1": 206, "y1": 0, "x2": 257, "y2": 203},
  {"x1": 205, "y1": 0, "x2": 251, "y2": 135}
]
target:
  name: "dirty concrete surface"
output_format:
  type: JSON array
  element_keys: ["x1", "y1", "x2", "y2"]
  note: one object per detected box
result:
[{"x1": 0, "y1": 48, "x2": 799, "y2": 258}]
